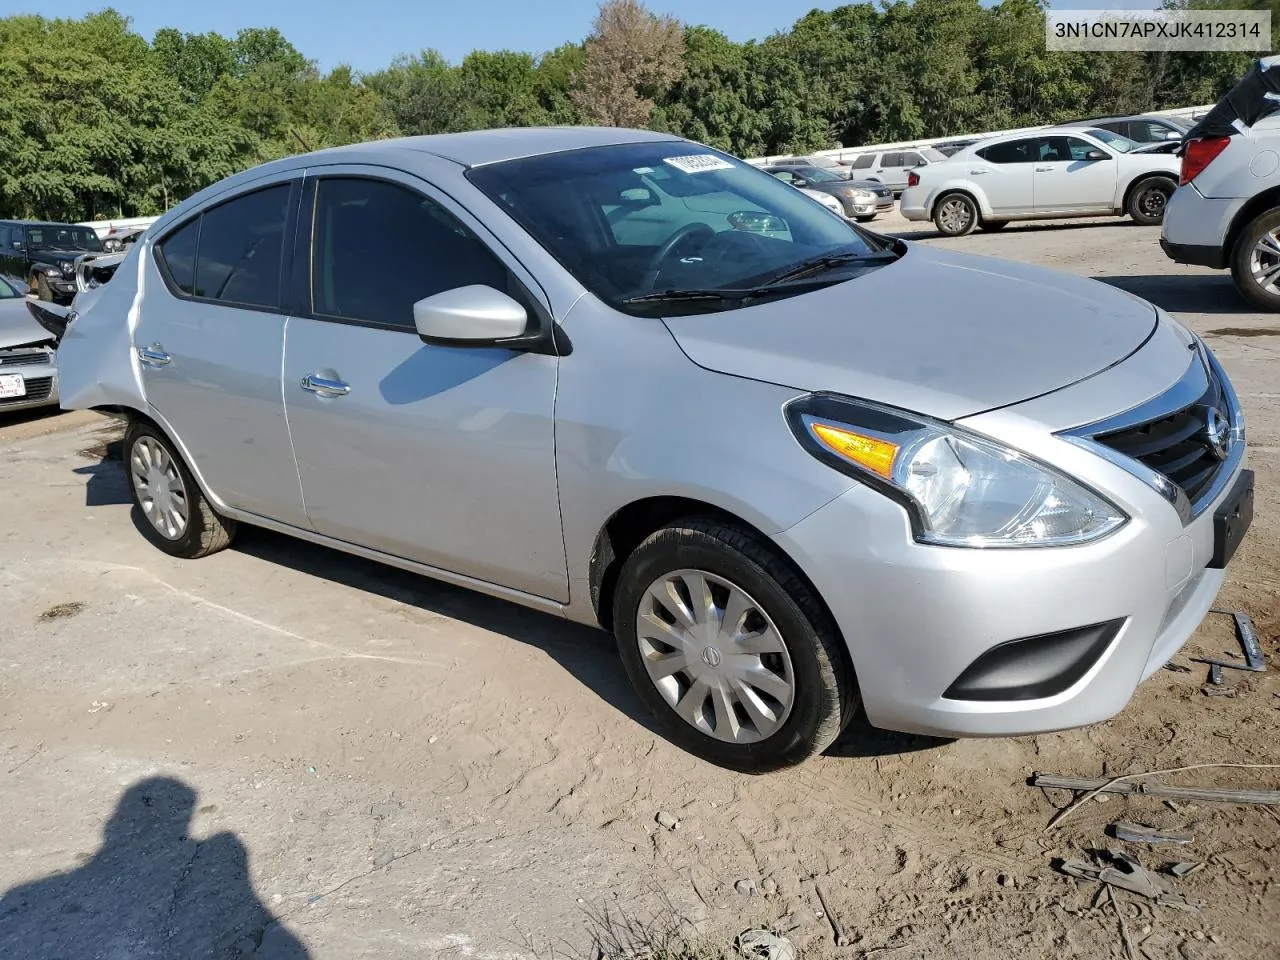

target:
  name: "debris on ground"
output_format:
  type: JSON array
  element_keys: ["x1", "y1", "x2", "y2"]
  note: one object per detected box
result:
[
  {"x1": 654, "y1": 811, "x2": 678, "y2": 831},
  {"x1": 1056, "y1": 850, "x2": 1197, "y2": 909},
  {"x1": 736, "y1": 929, "x2": 796, "y2": 960},
  {"x1": 814, "y1": 882, "x2": 851, "y2": 946},
  {"x1": 1110, "y1": 822, "x2": 1194, "y2": 844},
  {"x1": 1202, "y1": 684, "x2": 1238, "y2": 697},
  {"x1": 735, "y1": 878, "x2": 758, "y2": 896},
  {"x1": 1034, "y1": 765, "x2": 1280, "y2": 821},
  {"x1": 1168, "y1": 861, "x2": 1206, "y2": 878},
  {"x1": 1192, "y1": 608, "x2": 1266, "y2": 675}
]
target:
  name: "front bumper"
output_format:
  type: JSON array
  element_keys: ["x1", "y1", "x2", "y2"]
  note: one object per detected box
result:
[
  {"x1": 0, "y1": 349, "x2": 59, "y2": 413},
  {"x1": 773, "y1": 345, "x2": 1249, "y2": 738}
]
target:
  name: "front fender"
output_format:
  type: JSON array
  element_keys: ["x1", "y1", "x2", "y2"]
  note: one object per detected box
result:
[{"x1": 29, "y1": 262, "x2": 63, "y2": 278}]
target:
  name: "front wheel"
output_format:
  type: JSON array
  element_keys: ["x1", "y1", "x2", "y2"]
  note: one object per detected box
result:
[
  {"x1": 1231, "y1": 207, "x2": 1280, "y2": 312},
  {"x1": 124, "y1": 420, "x2": 238, "y2": 558},
  {"x1": 933, "y1": 193, "x2": 978, "y2": 236},
  {"x1": 612, "y1": 519, "x2": 856, "y2": 772},
  {"x1": 1127, "y1": 178, "x2": 1174, "y2": 226}
]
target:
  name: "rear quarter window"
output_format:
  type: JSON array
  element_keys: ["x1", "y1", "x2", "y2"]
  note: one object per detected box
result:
[{"x1": 156, "y1": 219, "x2": 199, "y2": 295}]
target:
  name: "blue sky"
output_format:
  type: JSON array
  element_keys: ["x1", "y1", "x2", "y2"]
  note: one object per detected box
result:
[{"x1": 2, "y1": 1, "x2": 1164, "y2": 73}]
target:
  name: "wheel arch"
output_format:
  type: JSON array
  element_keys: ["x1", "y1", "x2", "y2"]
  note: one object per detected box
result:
[
  {"x1": 587, "y1": 495, "x2": 840, "y2": 648},
  {"x1": 104, "y1": 404, "x2": 229, "y2": 514},
  {"x1": 1224, "y1": 185, "x2": 1280, "y2": 261},
  {"x1": 928, "y1": 184, "x2": 988, "y2": 220}
]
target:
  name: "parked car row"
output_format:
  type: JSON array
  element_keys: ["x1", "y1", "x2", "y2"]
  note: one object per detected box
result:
[{"x1": 761, "y1": 165, "x2": 895, "y2": 221}]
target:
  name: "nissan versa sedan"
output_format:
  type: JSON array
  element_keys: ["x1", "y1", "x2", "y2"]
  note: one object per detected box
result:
[{"x1": 56, "y1": 128, "x2": 1253, "y2": 772}]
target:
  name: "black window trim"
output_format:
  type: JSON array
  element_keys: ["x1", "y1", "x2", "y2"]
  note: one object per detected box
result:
[
  {"x1": 293, "y1": 171, "x2": 560, "y2": 353},
  {"x1": 152, "y1": 178, "x2": 302, "y2": 316}
]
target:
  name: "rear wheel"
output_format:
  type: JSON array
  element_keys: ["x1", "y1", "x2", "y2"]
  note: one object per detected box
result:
[
  {"x1": 1127, "y1": 177, "x2": 1174, "y2": 226},
  {"x1": 612, "y1": 518, "x2": 856, "y2": 772},
  {"x1": 933, "y1": 193, "x2": 978, "y2": 237},
  {"x1": 979, "y1": 220, "x2": 1009, "y2": 232},
  {"x1": 124, "y1": 420, "x2": 237, "y2": 558},
  {"x1": 1231, "y1": 207, "x2": 1280, "y2": 312}
]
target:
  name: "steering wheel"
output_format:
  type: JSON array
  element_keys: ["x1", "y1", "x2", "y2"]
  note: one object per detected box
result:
[{"x1": 642, "y1": 223, "x2": 715, "y2": 291}]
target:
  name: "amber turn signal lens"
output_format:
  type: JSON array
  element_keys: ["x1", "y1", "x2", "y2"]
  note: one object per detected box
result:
[{"x1": 810, "y1": 422, "x2": 900, "y2": 479}]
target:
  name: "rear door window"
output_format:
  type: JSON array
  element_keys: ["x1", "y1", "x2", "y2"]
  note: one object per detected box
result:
[
  {"x1": 880, "y1": 153, "x2": 903, "y2": 168},
  {"x1": 850, "y1": 155, "x2": 874, "y2": 169},
  {"x1": 193, "y1": 186, "x2": 289, "y2": 307},
  {"x1": 977, "y1": 139, "x2": 1037, "y2": 163}
]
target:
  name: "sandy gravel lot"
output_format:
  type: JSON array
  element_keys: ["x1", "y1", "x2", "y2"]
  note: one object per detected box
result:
[{"x1": 1, "y1": 212, "x2": 1277, "y2": 960}]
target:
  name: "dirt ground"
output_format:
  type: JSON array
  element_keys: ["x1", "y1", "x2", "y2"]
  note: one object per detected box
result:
[{"x1": 1, "y1": 211, "x2": 1277, "y2": 960}]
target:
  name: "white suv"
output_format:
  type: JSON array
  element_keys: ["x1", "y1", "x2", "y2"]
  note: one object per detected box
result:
[{"x1": 1161, "y1": 57, "x2": 1280, "y2": 311}]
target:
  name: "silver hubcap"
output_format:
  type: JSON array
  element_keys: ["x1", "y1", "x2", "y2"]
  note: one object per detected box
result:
[
  {"x1": 130, "y1": 436, "x2": 189, "y2": 540},
  {"x1": 635, "y1": 569, "x2": 795, "y2": 744},
  {"x1": 1250, "y1": 229, "x2": 1280, "y2": 294},
  {"x1": 938, "y1": 198, "x2": 972, "y2": 234}
]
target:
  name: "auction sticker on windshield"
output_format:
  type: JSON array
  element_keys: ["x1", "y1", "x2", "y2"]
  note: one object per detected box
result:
[
  {"x1": 0, "y1": 374, "x2": 26, "y2": 399},
  {"x1": 664, "y1": 155, "x2": 735, "y2": 174}
]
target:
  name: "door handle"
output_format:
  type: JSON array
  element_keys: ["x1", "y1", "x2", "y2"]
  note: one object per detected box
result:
[
  {"x1": 137, "y1": 345, "x2": 171, "y2": 367},
  {"x1": 1035, "y1": 166, "x2": 1055, "y2": 172},
  {"x1": 300, "y1": 374, "x2": 350, "y2": 397},
  {"x1": 968, "y1": 169, "x2": 987, "y2": 175}
]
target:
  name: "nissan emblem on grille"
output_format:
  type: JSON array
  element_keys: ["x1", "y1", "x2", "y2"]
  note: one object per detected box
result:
[{"x1": 1205, "y1": 407, "x2": 1232, "y2": 462}]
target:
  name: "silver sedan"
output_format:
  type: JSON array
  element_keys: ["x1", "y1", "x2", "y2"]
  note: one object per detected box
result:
[{"x1": 56, "y1": 127, "x2": 1252, "y2": 771}]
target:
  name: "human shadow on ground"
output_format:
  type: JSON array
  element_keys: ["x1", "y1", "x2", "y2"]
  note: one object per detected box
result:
[{"x1": 0, "y1": 776, "x2": 309, "y2": 959}]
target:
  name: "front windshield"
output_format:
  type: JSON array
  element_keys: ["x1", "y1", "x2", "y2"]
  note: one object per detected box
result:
[
  {"x1": 1086, "y1": 128, "x2": 1137, "y2": 153},
  {"x1": 468, "y1": 141, "x2": 888, "y2": 315},
  {"x1": 25, "y1": 225, "x2": 103, "y2": 253}
]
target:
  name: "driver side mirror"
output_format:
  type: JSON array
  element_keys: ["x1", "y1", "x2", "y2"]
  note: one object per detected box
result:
[
  {"x1": 791, "y1": 177, "x2": 810, "y2": 189},
  {"x1": 413, "y1": 285, "x2": 533, "y2": 348},
  {"x1": 1084, "y1": 149, "x2": 1109, "y2": 161}
]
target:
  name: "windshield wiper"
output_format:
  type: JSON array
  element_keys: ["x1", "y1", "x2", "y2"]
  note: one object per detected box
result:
[
  {"x1": 622, "y1": 289, "x2": 751, "y2": 305},
  {"x1": 761, "y1": 250, "x2": 898, "y2": 287}
]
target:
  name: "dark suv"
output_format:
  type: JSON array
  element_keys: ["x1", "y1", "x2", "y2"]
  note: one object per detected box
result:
[{"x1": 0, "y1": 220, "x2": 105, "y2": 304}]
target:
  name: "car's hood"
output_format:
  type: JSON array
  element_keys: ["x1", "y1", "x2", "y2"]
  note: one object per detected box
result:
[
  {"x1": 0, "y1": 298, "x2": 55, "y2": 349},
  {"x1": 662, "y1": 244, "x2": 1158, "y2": 421}
]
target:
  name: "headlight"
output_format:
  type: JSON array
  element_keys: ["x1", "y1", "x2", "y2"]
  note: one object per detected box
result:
[
  {"x1": 61, "y1": 261, "x2": 77, "y2": 276},
  {"x1": 847, "y1": 189, "x2": 875, "y2": 200},
  {"x1": 787, "y1": 394, "x2": 1127, "y2": 548}
]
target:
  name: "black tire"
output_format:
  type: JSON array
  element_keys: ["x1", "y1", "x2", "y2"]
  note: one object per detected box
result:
[
  {"x1": 611, "y1": 518, "x2": 856, "y2": 772},
  {"x1": 34, "y1": 274, "x2": 53, "y2": 301},
  {"x1": 124, "y1": 420, "x2": 237, "y2": 559},
  {"x1": 1127, "y1": 177, "x2": 1175, "y2": 226},
  {"x1": 855, "y1": 215, "x2": 876, "y2": 223},
  {"x1": 979, "y1": 220, "x2": 1009, "y2": 232},
  {"x1": 1231, "y1": 207, "x2": 1280, "y2": 312},
  {"x1": 933, "y1": 192, "x2": 978, "y2": 237}
]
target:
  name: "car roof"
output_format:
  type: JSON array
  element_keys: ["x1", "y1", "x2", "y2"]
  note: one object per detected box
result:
[
  {"x1": 296, "y1": 126, "x2": 683, "y2": 169},
  {"x1": 0, "y1": 219, "x2": 90, "y2": 228}
]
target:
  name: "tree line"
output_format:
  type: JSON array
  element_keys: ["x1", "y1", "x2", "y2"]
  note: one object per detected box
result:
[{"x1": 0, "y1": 0, "x2": 1267, "y2": 222}]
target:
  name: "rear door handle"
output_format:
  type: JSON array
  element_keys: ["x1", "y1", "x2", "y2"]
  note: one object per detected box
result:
[
  {"x1": 300, "y1": 374, "x2": 350, "y2": 397},
  {"x1": 137, "y1": 345, "x2": 171, "y2": 367},
  {"x1": 968, "y1": 169, "x2": 987, "y2": 175},
  {"x1": 1035, "y1": 166, "x2": 1055, "y2": 172}
]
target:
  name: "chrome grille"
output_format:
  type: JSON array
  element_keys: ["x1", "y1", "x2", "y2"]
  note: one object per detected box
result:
[{"x1": 1088, "y1": 349, "x2": 1235, "y2": 514}]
